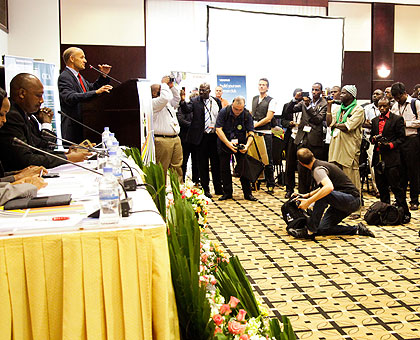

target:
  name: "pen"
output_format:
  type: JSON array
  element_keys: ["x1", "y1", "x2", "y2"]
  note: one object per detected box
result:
[{"x1": 40, "y1": 169, "x2": 43, "y2": 177}]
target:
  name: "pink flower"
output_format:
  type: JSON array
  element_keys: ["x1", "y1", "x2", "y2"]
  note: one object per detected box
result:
[
  {"x1": 214, "y1": 327, "x2": 223, "y2": 335},
  {"x1": 228, "y1": 320, "x2": 246, "y2": 335},
  {"x1": 201, "y1": 253, "x2": 208, "y2": 263},
  {"x1": 220, "y1": 304, "x2": 232, "y2": 315},
  {"x1": 239, "y1": 335, "x2": 250, "y2": 340},
  {"x1": 211, "y1": 278, "x2": 217, "y2": 285},
  {"x1": 212, "y1": 314, "x2": 224, "y2": 326},
  {"x1": 229, "y1": 296, "x2": 240, "y2": 308},
  {"x1": 236, "y1": 309, "x2": 247, "y2": 322}
]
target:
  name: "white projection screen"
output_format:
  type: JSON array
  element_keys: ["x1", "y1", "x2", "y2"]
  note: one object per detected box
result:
[{"x1": 207, "y1": 7, "x2": 344, "y2": 108}]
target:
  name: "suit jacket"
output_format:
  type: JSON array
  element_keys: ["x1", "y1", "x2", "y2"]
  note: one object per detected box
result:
[
  {"x1": 0, "y1": 182, "x2": 37, "y2": 206},
  {"x1": 0, "y1": 101, "x2": 67, "y2": 171},
  {"x1": 180, "y1": 96, "x2": 222, "y2": 146},
  {"x1": 370, "y1": 112, "x2": 405, "y2": 168},
  {"x1": 58, "y1": 67, "x2": 109, "y2": 143},
  {"x1": 280, "y1": 99, "x2": 298, "y2": 145},
  {"x1": 294, "y1": 97, "x2": 327, "y2": 148},
  {"x1": 176, "y1": 106, "x2": 192, "y2": 143},
  {"x1": 29, "y1": 115, "x2": 57, "y2": 151}
]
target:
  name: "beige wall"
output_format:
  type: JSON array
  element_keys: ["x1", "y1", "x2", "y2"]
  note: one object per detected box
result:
[
  {"x1": 328, "y1": 2, "x2": 371, "y2": 52},
  {"x1": 7, "y1": 0, "x2": 60, "y2": 66},
  {"x1": 395, "y1": 5, "x2": 420, "y2": 52},
  {"x1": 60, "y1": 0, "x2": 145, "y2": 47}
]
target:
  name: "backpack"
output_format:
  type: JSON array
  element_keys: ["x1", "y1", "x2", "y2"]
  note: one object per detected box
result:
[
  {"x1": 364, "y1": 201, "x2": 404, "y2": 225},
  {"x1": 281, "y1": 198, "x2": 310, "y2": 235}
]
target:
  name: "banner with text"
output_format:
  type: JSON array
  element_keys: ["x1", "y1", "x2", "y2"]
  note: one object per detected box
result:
[{"x1": 216, "y1": 75, "x2": 247, "y2": 106}]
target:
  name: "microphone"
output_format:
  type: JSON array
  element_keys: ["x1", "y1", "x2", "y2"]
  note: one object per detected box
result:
[
  {"x1": 42, "y1": 130, "x2": 107, "y2": 156},
  {"x1": 39, "y1": 132, "x2": 137, "y2": 191},
  {"x1": 89, "y1": 65, "x2": 122, "y2": 84},
  {"x1": 12, "y1": 137, "x2": 132, "y2": 216},
  {"x1": 59, "y1": 110, "x2": 102, "y2": 136}
]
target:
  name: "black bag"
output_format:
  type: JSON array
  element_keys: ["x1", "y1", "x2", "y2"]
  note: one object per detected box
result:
[
  {"x1": 234, "y1": 136, "x2": 265, "y2": 183},
  {"x1": 364, "y1": 201, "x2": 404, "y2": 225},
  {"x1": 281, "y1": 198, "x2": 310, "y2": 235}
]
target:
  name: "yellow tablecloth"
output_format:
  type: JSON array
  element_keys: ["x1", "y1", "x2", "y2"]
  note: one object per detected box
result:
[{"x1": 0, "y1": 226, "x2": 180, "y2": 340}]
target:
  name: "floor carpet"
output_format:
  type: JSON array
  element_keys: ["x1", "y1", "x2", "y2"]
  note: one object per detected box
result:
[{"x1": 206, "y1": 179, "x2": 420, "y2": 340}]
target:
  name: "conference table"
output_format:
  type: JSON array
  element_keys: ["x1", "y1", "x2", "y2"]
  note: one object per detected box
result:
[{"x1": 0, "y1": 161, "x2": 180, "y2": 340}]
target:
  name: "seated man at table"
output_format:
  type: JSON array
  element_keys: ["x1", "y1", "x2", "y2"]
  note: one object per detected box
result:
[
  {"x1": 0, "y1": 86, "x2": 47, "y2": 205},
  {"x1": 0, "y1": 73, "x2": 90, "y2": 171}
]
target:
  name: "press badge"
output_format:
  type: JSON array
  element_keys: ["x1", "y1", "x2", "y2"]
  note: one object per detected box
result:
[{"x1": 303, "y1": 125, "x2": 312, "y2": 133}]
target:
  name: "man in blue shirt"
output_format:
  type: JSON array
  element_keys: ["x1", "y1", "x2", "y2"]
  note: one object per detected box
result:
[{"x1": 216, "y1": 96, "x2": 256, "y2": 201}]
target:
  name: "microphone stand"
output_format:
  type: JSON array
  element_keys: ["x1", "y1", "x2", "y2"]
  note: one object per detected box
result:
[
  {"x1": 12, "y1": 137, "x2": 132, "y2": 216},
  {"x1": 89, "y1": 65, "x2": 122, "y2": 84},
  {"x1": 59, "y1": 111, "x2": 102, "y2": 136}
]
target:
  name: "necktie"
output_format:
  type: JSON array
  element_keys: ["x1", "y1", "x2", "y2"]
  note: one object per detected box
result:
[
  {"x1": 204, "y1": 100, "x2": 211, "y2": 132},
  {"x1": 77, "y1": 73, "x2": 87, "y2": 93}
]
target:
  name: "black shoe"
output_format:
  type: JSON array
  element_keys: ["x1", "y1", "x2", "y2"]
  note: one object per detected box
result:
[
  {"x1": 218, "y1": 194, "x2": 232, "y2": 201},
  {"x1": 403, "y1": 215, "x2": 411, "y2": 224},
  {"x1": 410, "y1": 203, "x2": 418, "y2": 211},
  {"x1": 288, "y1": 227, "x2": 315, "y2": 240},
  {"x1": 204, "y1": 191, "x2": 212, "y2": 198},
  {"x1": 244, "y1": 195, "x2": 257, "y2": 201},
  {"x1": 415, "y1": 246, "x2": 420, "y2": 252},
  {"x1": 285, "y1": 191, "x2": 293, "y2": 199},
  {"x1": 357, "y1": 223, "x2": 375, "y2": 237}
]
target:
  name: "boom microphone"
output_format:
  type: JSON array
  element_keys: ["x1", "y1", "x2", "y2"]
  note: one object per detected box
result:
[
  {"x1": 89, "y1": 65, "x2": 122, "y2": 84},
  {"x1": 59, "y1": 110, "x2": 102, "y2": 136},
  {"x1": 12, "y1": 137, "x2": 132, "y2": 216}
]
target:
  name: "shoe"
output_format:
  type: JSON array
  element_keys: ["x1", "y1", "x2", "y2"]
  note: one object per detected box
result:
[
  {"x1": 357, "y1": 223, "x2": 375, "y2": 237},
  {"x1": 403, "y1": 215, "x2": 411, "y2": 224},
  {"x1": 266, "y1": 187, "x2": 274, "y2": 194},
  {"x1": 415, "y1": 246, "x2": 420, "y2": 252},
  {"x1": 244, "y1": 195, "x2": 257, "y2": 201},
  {"x1": 204, "y1": 191, "x2": 212, "y2": 198},
  {"x1": 218, "y1": 194, "x2": 232, "y2": 201},
  {"x1": 285, "y1": 191, "x2": 293, "y2": 199},
  {"x1": 410, "y1": 203, "x2": 418, "y2": 211},
  {"x1": 288, "y1": 227, "x2": 315, "y2": 240}
]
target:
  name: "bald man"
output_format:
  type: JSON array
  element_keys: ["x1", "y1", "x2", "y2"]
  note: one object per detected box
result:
[
  {"x1": 0, "y1": 73, "x2": 89, "y2": 171},
  {"x1": 58, "y1": 47, "x2": 113, "y2": 143}
]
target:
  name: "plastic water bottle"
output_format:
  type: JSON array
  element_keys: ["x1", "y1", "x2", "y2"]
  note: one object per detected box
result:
[
  {"x1": 108, "y1": 133, "x2": 117, "y2": 149},
  {"x1": 102, "y1": 127, "x2": 110, "y2": 148},
  {"x1": 99, "y1": 167, "x2": 120, "y2": 224},
  {"x1": 108, "y1": 150, "x2": 122, "y2": 181}
]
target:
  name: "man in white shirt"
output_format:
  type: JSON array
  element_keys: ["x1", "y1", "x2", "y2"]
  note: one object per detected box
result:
[
  {"x1": 390, "y1": 82, "x2": 420, "y2": 210},
  {"x1": 151, "y1": 76, "x2": 183, "y2": 182}
]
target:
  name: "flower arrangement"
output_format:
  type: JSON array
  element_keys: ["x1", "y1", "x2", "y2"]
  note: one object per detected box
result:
[{"x1": 125, "y1": 148, "x2": 296, "y2": 340}]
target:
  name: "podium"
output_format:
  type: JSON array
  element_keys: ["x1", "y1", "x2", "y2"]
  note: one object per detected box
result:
[{"x1": 81, "y1": 79, "x2": 143, "y2": 148}]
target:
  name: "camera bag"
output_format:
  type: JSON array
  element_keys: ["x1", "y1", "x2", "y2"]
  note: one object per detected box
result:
[
  {"x1": 364, "y1": 201, "x2": 404, "y2": 225},
  {"x1": 281, "y1": 198, "x2": 310, "y2": 236}
]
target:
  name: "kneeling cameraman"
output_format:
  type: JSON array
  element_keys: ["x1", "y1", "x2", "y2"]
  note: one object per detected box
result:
[
  {"x1": 370, "y1": 97, "x2": 410, "y2": 223},
  {"x1": 216, "y1": 96, "x2": 257, "y2": 201}
]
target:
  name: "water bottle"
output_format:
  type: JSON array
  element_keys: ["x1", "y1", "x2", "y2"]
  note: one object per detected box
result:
[
  {"x1": 108, "y1": 133, "x2": 117, "y2": 149},
  {"x1": 99, "y1": 167, "x2": 120, "y2": 224},
  {"x1": 108, "y1": 150, "x2": 122, "y2": 180},
  {"x1": 102, "y1": 127, "x2": 110, "y2": 148}
]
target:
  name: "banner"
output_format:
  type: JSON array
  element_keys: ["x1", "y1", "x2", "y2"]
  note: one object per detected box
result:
[{"x1": 216, "y1": 75, "x2": 247, "y2": 105}]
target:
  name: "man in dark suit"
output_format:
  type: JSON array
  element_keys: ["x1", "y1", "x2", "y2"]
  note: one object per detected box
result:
[
  {"x1": 0, "y1": 73, "x2": 90, "y2": 171},
  {"x1": 280, "y1": 88, "x2": 302, "y2": 198},
  {"x1": 58, "y1": 47, "x2": 113, "y2": 143},
  {"x1": 293, "y1": 82, "x2": 327, "y2": 193},
  {"x1": 180, "y1": 83, "x2": 223, "y2": 198},
  {"x1": 370, "y1": 97, "x2": 410, "y2": 223}
]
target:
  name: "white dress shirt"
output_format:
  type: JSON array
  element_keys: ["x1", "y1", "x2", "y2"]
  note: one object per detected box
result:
[{"x1": 152, "y1": 83, "x2": 181, "y2": 135}]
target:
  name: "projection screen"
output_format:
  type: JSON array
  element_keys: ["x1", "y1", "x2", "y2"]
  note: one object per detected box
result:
[{"x1": 207, "y1": 6, "x2": 344, "y2": 107}]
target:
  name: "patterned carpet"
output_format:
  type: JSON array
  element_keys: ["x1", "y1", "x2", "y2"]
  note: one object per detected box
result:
[{"x1": 206, "y1": 178, "x2": 420, "y2": 340}]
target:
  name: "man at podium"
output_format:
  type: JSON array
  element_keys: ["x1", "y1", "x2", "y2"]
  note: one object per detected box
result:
[{"x1": 58, "y1": 47, "x2": 113, "y2": 143}]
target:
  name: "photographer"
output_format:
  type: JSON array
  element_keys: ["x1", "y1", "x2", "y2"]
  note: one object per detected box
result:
[
  {"x1": 216, "y1": 97, "x2": 256, "y2": 201},
  {"x1": 370, "y1": 97, "x2": 410, "y2": 223},
  {"x1": 151, "y1": 75, "x2": 183, "y2": 182}
]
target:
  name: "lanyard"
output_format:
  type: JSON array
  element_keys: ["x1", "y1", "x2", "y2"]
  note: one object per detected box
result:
[{"x1": 398, "y1": 102, "x2": 408, "y2": 116}]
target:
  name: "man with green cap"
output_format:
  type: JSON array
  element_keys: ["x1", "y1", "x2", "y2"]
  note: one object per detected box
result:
[{"x1": 326, "y1": 85, "x2": 365, "y2": 217}]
